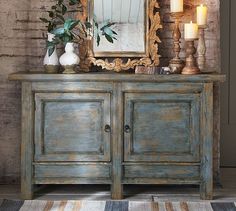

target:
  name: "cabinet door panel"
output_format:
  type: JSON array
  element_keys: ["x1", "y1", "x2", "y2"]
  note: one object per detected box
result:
[
  {"x1": 124, "y1": 93, "x2": 200, "y2": 162},
  {"x1": 35, "y1": 93, "x2": 111, "y2": 162}
]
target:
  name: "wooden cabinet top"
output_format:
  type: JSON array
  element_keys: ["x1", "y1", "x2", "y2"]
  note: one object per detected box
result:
[{"x1": 9, "y1": 71, "x2": 226, "y2": 83}]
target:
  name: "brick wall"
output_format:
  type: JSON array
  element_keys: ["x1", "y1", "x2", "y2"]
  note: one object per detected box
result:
[{"x1": 0, "y1": 0, "x2": 220, "y2": 183}]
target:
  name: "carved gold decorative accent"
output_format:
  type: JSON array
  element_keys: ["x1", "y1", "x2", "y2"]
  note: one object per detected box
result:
[{"x1": 77, "y1": 0, "x2": 162, "y2": 72}]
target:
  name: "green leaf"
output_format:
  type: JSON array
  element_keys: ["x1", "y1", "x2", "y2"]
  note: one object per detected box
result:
[
  {"x1": 58, "y1": 0, "x2": 63, "y2": 5},
  {"x1": 48, "y1": 38, "x2": 59, "y2": 46},
  {"x1": 53, "y1": 27, "x2": 65, "y2": 35},
  {"x1": 56, "y1": 14, "x2": 65, "y2": 22},
  {"x1": 104, "y1": 34, "x2": 113, "y2": 43},
  {"x1": 62, "y1": 4, "x2": 67, "y2": 15},
  {"x1": 48, "y1": 11, "x2": 54, "y2": 18},
  {"x1": 111, "y1": 30, "x2": 118, "y2": 35},
  {"x1": 101, "y1": 22, "x2": 115, "y2": 31},
  {"x1": 97, "y1": 34, "x2": 101, "y2": 46},
  {"x1": 94, "y1": 23, "x2": 99, "y2": 38},
  {"x1": 46, "y1": 41, "x2": 55, "y2": 47},
  {"x1": 95, "y1": 22, "x2": 99, "y2": 29},
  {"x1": 64, "y1": 19, "x2": 74, "y2": 30},
  {"x1": 48, "y1": 46, "x2": 55, "y2": 57},
  {"x1": 85, "y1": 21, "x2": 92, "y2": 29},
  {"x1": 40, "y1": 18, "x2": 49, "y2": 23},
  {"x1": 48, "y1": 23, "x2": 55, "y2": 32},
  {"x1": 65, "y1": 30, "x2": 72, "y2": 37},
  {"x1": 62, "y1": 35, "x2": 72, "y2": 45},
  {"x1": 69, "y1": 0, "x2": 79, "y2": 5},
  {"x1": 103, "y1": 27, "x2": 114, "y2": 37},
  {"x1": 69, "y1": 9, "x2": 80, "y2": 12},
  {"x1": 69, "y1": 20, "x2": 80, "y2": 30}
]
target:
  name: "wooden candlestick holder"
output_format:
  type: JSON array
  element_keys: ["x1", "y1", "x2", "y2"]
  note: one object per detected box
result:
[
  {"x1": 197, "y1": 25, "x2": 207, "y2": 72},
  {"x1": 182, "y1": 39, "x2": 201, "y2": 75},
  {"x1": 169, "y1": 12, "x2": 184, "y2": 74}
]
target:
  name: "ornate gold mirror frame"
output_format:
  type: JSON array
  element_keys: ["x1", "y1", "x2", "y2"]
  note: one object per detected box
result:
[{"x1": 78, "y1": 0, "x2": 162, "y2": 72}]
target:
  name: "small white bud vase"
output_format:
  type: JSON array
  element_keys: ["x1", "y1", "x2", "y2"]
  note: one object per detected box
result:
[
  {"x1": 43, "y1": 33, "x2": 59, "y2": 73},
  {"x1": 59, "y1": 42, "x2": 80, "y2": 74}
]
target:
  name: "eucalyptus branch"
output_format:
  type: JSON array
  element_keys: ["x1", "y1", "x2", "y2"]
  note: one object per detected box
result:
[{"x1": 41, "y1": 0, "x2": 118, "y2": 57}]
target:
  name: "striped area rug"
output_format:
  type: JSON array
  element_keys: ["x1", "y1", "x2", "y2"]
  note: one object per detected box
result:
[{"x1": 0, "y1": 199, "x2": 236, "y2": 211}]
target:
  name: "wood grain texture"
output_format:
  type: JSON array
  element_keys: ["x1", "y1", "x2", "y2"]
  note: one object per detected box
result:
[
  {"x1": 123, "y1": 165, "x2": 200, "y2": 179},
  {"x1": 213, "y1": 84, "x2": 221, "y2": 184},
  {"x1": 124, "y1": 92, "x2": 200, "y2": 162},
  {"x1": 21, "y1": 82, "x2": 34, "y2": 199},
  {"x1": 32, "y1": 82, "x2": 113, "y2": 92},
  {"x1": 0, "y1": 0, "x2": 221, "y2": 185},
  {"x1": 111, "y1": 83, "x2": 123, "y2": 199},
  {"x1": 8, "y1": 72, "x2": 226, "y2": 83},
  {"x1": 34, "y1": 178, "x2": 112, "y2": 184},
  {"x1": 34, "y1": 163, "x2": 111, "y2": 178},
  {"x1": 34, "y1": 92, "x2": 111, "y2": 162},
  {"x1": 200, "y1": 83, "x2": 214, "y2": 200},
  {"x1": 10, "y1": 72, "x2": 225, "y2": 200}
]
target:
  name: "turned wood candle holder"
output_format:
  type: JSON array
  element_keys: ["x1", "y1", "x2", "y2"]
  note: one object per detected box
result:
[
  {"x1": 169, "y1": 12, "x2": 184, "y2": 74},
  {"x1": 182, "y1": 39, "x2": 201, "y2": 75},
  {"x1": 197, "y1": 25, "x2": 207, "y2": 72}
]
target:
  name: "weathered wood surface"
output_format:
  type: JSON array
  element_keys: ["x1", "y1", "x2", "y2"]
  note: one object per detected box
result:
[
  {"x1": 9, "y1": 72, "x2": 225, "y2": 83},
  {"x1": 34, "y1": 92, "x2": 111, "y2": 162},
  {"x1": 213, "y1": 83, "x2": 221, "y2": 184},
  {"x1": 11, "y1": 72, "x2": 225, "y2": 200},
  {"x1": 21, "y1": 82, "x2": 33, "y2": 200},
  {"x1": 123, "y1": 178, "x2": 200, "y2": 185},
  {"x1": 32, "y1": 82, "x2": 113, "y2": 92},
  {"x1": 34, "y1": 178, "x2": 112, "y2": 184},
  {"x1": 34, "y1": 163, "x2": 111, "y2": 178},
  {"x1": 124, "y1": 92, "x2": 200, "y2": 162},
  {"x1": 200, "y1": 83, "x2": 214, "y2": 200},
  {"x1": 123, "y1": 165, "x2": 200, "y2": 179},
  {"x1": 111, "y1": 83, "x2": 123, "y2": 199},
  {"x1": 0, "y1": 0, "x2": 221, "y2": 185},
  {"x1": 122, "y1": 83, "x2": 203, "y2": 93}
]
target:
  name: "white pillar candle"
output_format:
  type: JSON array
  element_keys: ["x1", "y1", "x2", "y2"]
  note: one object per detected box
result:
[
  {"x1": 184, "y1": 21, "x2": 198, "y2": 39},
  {"x1": 197, "y1": 4, "x2": 208, "y2": 26},
  {"x1": 170, "y1": 0, "x2": 183, "y2": 13}
]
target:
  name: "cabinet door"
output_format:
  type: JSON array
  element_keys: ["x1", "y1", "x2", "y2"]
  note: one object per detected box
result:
[
  {"x1": 34, "y1": 93, "x2": 111, "y2": 162},
  {"x1": 124, "y1": 93, "x2": 200, "y2": 162}
]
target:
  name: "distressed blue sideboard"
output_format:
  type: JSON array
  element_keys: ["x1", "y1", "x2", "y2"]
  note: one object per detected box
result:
[{"x1": 9, "y1": 72, "x2": 225, "y2": 200}]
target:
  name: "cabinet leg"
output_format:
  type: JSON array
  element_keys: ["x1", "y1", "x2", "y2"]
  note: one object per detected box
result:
[
  {"x1": 111, "y1": 184, "x2": 123, "y2": 200},
  {"x1": 21, "y1": 185, "x2": 34, "y2": 200},
  {"x1": 21, "y1": 82, "x2": 34, "y2": 200},
  {"x1": 200, "y1": 83, "x2": 214, "y2": 200},
  {"x1": 200, "y1": 185, "x2": 213, "y2": 200},
  {"x1": 200, "y1": 182, "x2": 213, "y2": 200}
]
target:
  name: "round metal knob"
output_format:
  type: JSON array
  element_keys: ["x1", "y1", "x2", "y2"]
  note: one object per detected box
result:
[
  {"x1": 124, "y1": 125, "x2": 131, "y2": 133},
  {"x1": 104, "y1": 125, "x2": 111, "y2": 133}
]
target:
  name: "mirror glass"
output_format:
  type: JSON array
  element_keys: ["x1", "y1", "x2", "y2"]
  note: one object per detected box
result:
[{"x1": 93, "y1": 0, "x2": 146, "y2": 56}]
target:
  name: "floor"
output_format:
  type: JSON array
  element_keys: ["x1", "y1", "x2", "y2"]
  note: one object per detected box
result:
[{"x1": 0, "y1": 168, "x2": 236, "y2": 202}]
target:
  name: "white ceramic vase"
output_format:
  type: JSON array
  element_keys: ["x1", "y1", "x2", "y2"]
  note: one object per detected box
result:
[
  {"x1": 43, "y1": 33, "x2": 59, "y2": 73},
  {"x1": 59, "y1": 42, "x2": 80, "y2": 74}
]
